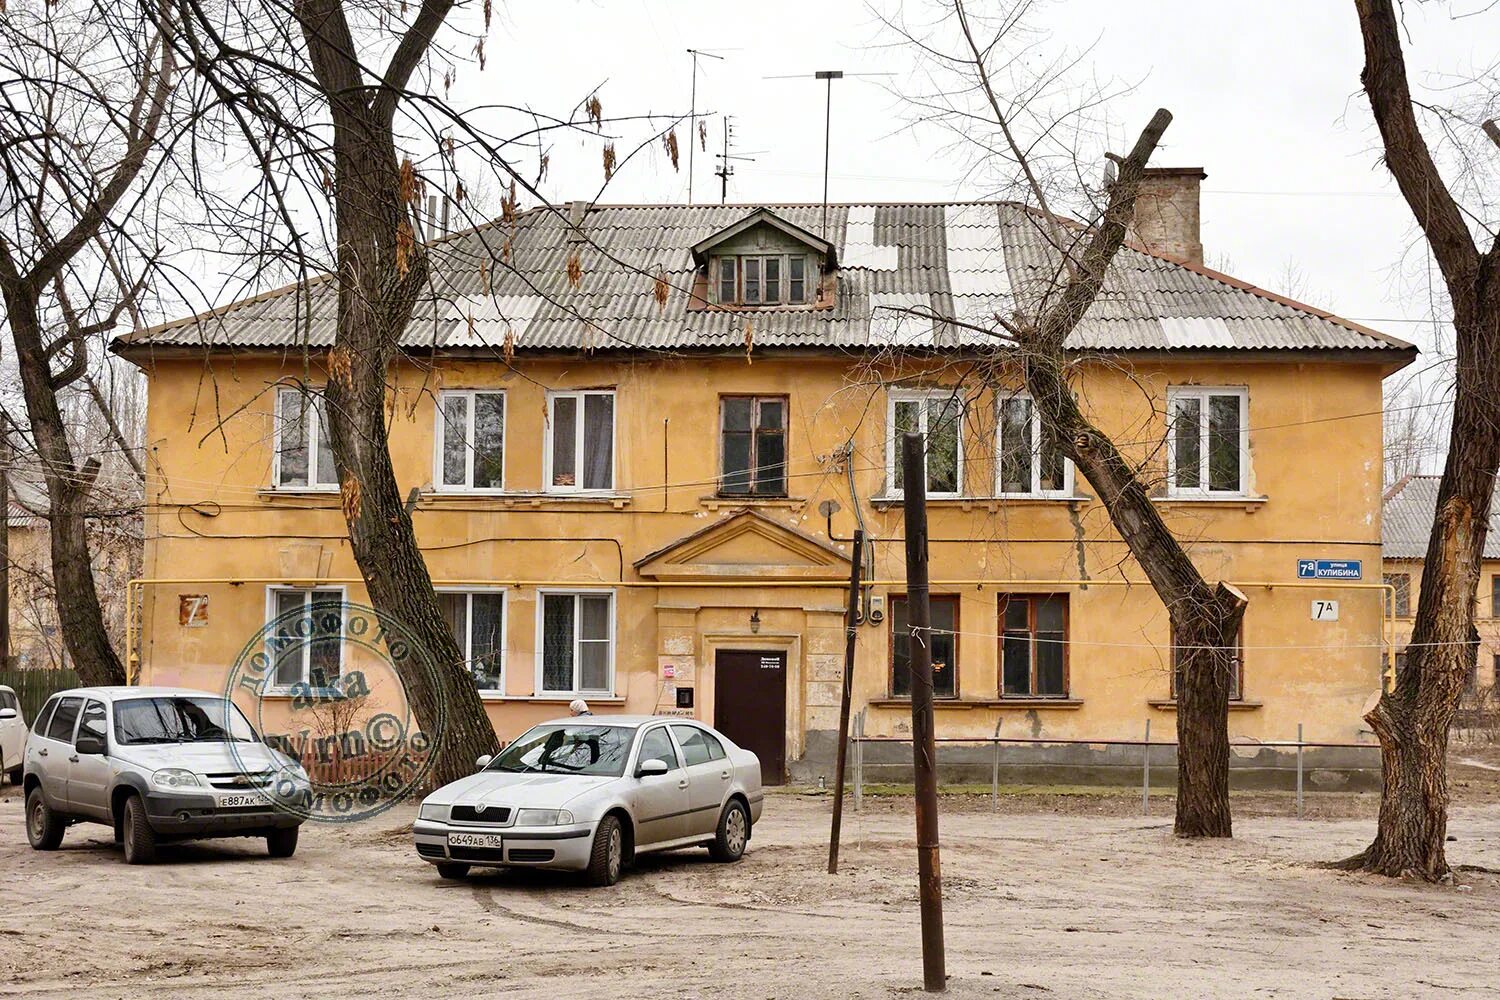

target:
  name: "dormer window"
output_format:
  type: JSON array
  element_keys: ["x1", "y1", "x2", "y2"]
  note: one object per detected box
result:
[
  {"x1": 690, "y1": 207, "x2": 835, "y2": 310},
  {"x1": 712, "y1": 254, "x2": 809, "y2": 306}
]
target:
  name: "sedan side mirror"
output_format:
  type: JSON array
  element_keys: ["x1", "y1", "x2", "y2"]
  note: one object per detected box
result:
[
  {"x1": 475, "y1": 754, "x2": 493, "y2": 771},
  {"x1": 0, "y1": 708, "x2": 16, "y2": 720},
  {"x1": 636, "y1": 758, "x2": 669, "y2": 778},
  {"x1": 75, "y1": 734, "x2": 107, "y2": 756}
]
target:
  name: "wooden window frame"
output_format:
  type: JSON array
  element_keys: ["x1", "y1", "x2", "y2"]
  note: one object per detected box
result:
[
  {"x1": 888, "y1": 593, "x2": 960, "y2": 699},
  {"x1": 710, "y1": 253, "x2": 812, "y2": 306},
  {"x1": 434, "y1": 389, "x2": 507, "y2": 492},
  {"x1": 1166, "y1": 385, "x2": 1250, "y2": 497},
  {"x1": 717, "y1": 394, "x2": 789, "y2": 497},
  {"x1": 264, "y1": 585, "x2": 347, "y2": 692},
  {"x1": 435, "y1": 587, "x2": 507, "y2": 697},
  {"x1": 997, "y1": 594, "x2": 1071, "y2": 699},
  {"x1": 1169, "y1": 622, "x2": 1246, "y2": 702}
]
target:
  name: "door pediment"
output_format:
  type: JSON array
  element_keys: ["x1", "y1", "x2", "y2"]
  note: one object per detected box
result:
[{"x1": 634, "y1": 510, "x2": 852, "y2": 581}]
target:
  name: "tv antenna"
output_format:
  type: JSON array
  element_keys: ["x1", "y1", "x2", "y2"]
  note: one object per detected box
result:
[
  {"x1": 713, "y1": 117, "x2": 765, "y2": 205},
  {"x1": 685, "y1": 48, "x2": 729, "y2": 205},
  {"x1": 765, "y1": 69, "x2": 895, "y2": 237}
]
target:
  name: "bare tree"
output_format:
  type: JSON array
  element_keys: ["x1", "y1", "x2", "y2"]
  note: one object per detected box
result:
[
  {"x1": 0, "y1": 1, "x2": 172, "y2": 687},
  {"x1": 885, "y1": 0, "x2": 1247, "y2": 836},
  {"x1": 1333, "y1": 0, "x2": 1500, "y2": 880}
]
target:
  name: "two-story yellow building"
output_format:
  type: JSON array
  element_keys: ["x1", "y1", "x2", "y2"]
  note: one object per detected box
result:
[{"x1": 115, "y1": 171, "x2": 1413, "y2": 785}]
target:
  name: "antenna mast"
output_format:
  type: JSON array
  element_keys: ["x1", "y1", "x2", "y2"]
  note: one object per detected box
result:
[
  {"x1": 713, "y1": 117, "x2": 762, "y2": 204},
  {"x1": 685, "y1": 48, "x2": 725, "y2": 205}
]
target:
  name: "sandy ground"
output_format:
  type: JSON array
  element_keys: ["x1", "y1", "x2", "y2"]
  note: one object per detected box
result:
[{"x1": 2, "y1": 768, "x2": 1500, "y2": 999}]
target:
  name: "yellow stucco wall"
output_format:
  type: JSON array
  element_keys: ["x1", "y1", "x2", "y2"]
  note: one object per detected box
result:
[
  {"x1": 129, "y1": 350, "x2": 1391, "y2": 765},
  {"x1": 1384, "y1": 556, "x2": 1500, "y2": 691}
]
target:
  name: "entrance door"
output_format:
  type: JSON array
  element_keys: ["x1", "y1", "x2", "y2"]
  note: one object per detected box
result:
[{"x1": 713, "y1": 649, "x2": 787, "y2": 785}]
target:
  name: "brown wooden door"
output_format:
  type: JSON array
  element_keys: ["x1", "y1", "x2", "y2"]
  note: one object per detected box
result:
[{"x1": 713, "y1": 649, "x2": 787, "y2": 785}]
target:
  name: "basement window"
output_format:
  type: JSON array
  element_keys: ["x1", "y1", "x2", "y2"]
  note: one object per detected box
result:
[
  {"x1": 999, "y1": 595, "x2": 1069, "y2": 698},
  {"x1": 890, "y1": 595, "x2": 958, "y2": 698},
  {"x1": 274, "y1": 388, "x2": 338, "y2": 490},
  {"x1": 437, "y1": 390, "x2": 505, "y2": 491}
]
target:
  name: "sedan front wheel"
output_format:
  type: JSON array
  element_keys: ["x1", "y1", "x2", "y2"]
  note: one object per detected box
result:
[
  {"x1": 709, "y1": 799, "x2": 749, "y2": 862},
  {"x1": 585, "y1": 815, "x2": 624, "y2": 887}
]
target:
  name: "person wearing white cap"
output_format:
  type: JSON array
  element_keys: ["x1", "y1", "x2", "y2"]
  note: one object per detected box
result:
[{"x1": 569, "y1": 698, "x2": 592, "y2": 716}]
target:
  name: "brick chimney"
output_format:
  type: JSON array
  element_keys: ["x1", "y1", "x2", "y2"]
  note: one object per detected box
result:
[{"x1": 1129, "y1": 167, "x2": 1206, "y2": 265}]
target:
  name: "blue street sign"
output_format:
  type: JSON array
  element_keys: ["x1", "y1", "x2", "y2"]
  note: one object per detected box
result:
[{"x1": 1297, "y1": 559, "x2": 1362, "y2": 580}]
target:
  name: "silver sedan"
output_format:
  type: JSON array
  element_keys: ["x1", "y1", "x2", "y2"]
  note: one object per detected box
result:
[{"x1": 412, "y1": 716, "x2": 763, "y2": 886}]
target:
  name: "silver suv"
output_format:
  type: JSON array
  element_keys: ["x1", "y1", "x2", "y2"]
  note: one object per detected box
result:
[{"x1": 23, "y1": 686, "x2": 310, "y2": 864}]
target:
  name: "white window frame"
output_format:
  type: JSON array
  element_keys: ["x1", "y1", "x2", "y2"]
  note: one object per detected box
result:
[
  {"x1": 263, "y1": 585, "x2": 347, "y2": 692},
  {"x1": 436, "y1": 586, "x2": 507, "y2": 698},
  {"x1": 886, "y1": 389, "x2": 964, "y2": 499},
  {"x1": 544, "y1": 390, "x2": 617, "y2": 494},
  {"x1": 433, "y1": 389, "x2": 507, "y2": 493},
  {"x1": 994, "y1": 392, "x2": 1075, "y2": 498},
  {"x1": 1166, "y1": 386, "x2": 1250, "y2": 497},
  {"x1": 272, "y1": 387, "x2": 338, "y2": 491},
  {"x1": 534, "y1": 589, "x2": 616, "y2": 696}
]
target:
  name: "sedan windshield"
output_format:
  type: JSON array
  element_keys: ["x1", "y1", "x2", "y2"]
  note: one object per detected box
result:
[
  {"x1": 488, "y1": 724, "x2": 633, "y2": 776},
  {"x1": 113, "y1": 697, "x2": 259, "y2": 745}
]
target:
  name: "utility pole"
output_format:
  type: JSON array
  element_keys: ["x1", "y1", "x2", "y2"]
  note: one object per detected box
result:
[
  {"x1": 827, "y1": 528, "x2": 864, "y2": 874},
  {"x1": 900, "y1": 432, "x2": 945, "y2": 993}
]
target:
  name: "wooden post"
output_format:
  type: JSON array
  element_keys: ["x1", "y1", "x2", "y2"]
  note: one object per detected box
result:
[
  {"x1": 1296, "y1": 722, "x2": 1305, "y2": 820},
  {"x1": 901, "y1": 432, "x2": 946, "y2": 993},
  {"x1": 828, "y1": 528, "x2": 865, "y2": 873}
]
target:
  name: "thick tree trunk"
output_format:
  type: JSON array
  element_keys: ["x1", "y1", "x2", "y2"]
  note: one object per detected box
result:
[
  {"x1": 1170, "y1": 595, "x2": 1244, "y2": 838},
  {"x1": 0, "y1": 284, "x2": 127, "y2": 688},
  {"x1": 297, "y1": 0, "x2": 497, "y2": 789},
  {"x1": 1342, "y1": 0, "x2": 1500, "y2": 878}
]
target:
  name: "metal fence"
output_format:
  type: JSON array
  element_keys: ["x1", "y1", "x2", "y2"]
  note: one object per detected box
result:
[
  {"x1": 845, "y1": 713, "x2": 1380, "y2": 820},
  {"x1": 0, "y1": 667, "x2": 79, "y2": 722}
]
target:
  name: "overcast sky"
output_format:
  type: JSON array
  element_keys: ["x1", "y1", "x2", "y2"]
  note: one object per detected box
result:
[{"x1": 472, "y1": 0, "x2": 1494, "y2": 367}]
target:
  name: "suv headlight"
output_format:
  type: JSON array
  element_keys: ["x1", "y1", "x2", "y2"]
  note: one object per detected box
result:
[
  {"x1": 514, "y1": 808, "x2": 573, "y2": 826},
  {"x1": 151, "y1": 768, "x2": 203, "y2": 790},
  {"x1": 418, "y1": 802, "x2": 448, "y2": 821}
]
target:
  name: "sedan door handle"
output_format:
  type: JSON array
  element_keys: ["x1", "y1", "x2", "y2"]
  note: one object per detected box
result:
[
  {"x1": 37, "y1": 748, "x2": 47, "y2": 757},
  {"x1": 68, "y1": 754, "x2": 79, "y2": 763},
  {"x1": 720, "y1": 771, "x2": 730, "y2": 780},
  {"x1": 677, "y1": 779, "x2": 689, "y2": 789}
]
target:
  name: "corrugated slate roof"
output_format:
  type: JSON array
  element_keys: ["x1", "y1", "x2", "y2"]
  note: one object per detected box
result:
[
  {"x1": 1383, "y1": 475, "x2": 1500, "y2": 560},
  {"x1": 118, "y1": 202, "x2": 1414, "y2": 356}
]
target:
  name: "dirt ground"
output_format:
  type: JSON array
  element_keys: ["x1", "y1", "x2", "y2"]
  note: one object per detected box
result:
[{"x1": 3, "y1": 760, "x2": 1500, "y2": 999}]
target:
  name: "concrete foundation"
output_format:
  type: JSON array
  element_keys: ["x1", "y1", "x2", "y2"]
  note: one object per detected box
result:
[{"x1": 792, "y1": 729, "x2": 1382, "y2": 792}]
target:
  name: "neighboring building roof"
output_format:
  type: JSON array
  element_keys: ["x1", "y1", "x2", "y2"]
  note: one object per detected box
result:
[
  {"x1": 1382, "y1": 475, "x2": 1500, "y2": 560},
  {"x1": 115, "y1": 202, "x2": 1416, "y2": 358},
  {"x1": 5, "y1": 473, "x2": 48, "y2": 530}
]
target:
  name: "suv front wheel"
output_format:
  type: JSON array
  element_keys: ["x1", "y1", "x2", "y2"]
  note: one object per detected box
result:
[
  {"x1": 26, "y1": 787, "x2": 65, "y2": 850},
  {"x1": 266, "y1": 827, "x2": 299, "y2": 858},
  {"x1": 121, "y1": 794, "x2": 158, "y2": 865}
]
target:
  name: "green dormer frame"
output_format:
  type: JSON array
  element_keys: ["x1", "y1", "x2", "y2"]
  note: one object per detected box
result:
[{"x1": 691, "y1": 208, "x2": 836, "y2": 308}]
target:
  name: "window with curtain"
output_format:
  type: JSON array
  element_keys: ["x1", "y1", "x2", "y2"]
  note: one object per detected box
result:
[
  {"x1": 437, "y1": 391, "x2": 505, "y2": 490},
  {"x1": 275, "y1": 388, "x2": 338, "y2": 489},
  {"x1": 267, "y1": 588, "x2": 343, "y2": 688},
  {"x1": 720, "y1": 396, "x2": 787, "y2": 496},
  {"x1": 548, "y1": 391, "x2": 615, "y2": 491},
  {"x1": 889, "y1": 390, "x2": 962, "y2": 497},
  {"x1": 999, "y1": 595, "x2": 1069, "y2": 698},
  {"x1": 540, "y1": 592, "x2": 613, "y2": 693},
  {"x1": 890, "y1": 595, "x2": 958, "y2": 698},
  {"x1": 437, "y1": 591, "x2": 505, "y2": 692}
]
